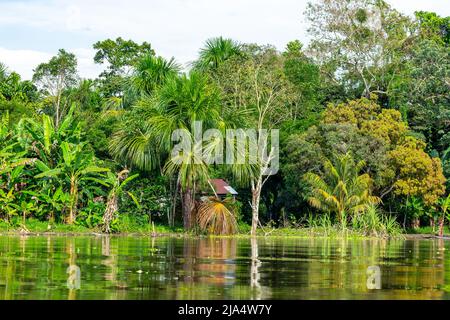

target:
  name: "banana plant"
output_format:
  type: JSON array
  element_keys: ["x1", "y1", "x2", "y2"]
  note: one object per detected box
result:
[
  {"x1": 0, "y1": 188, "x2": 18, "y2": 222},
  {"x1": 17, "y1": 104, "x2": 81, "y2": 167},
  {"x1": 443, "y1": 147, "x2": 450, "y2": 163},
  {"x1": 1, "y1": 113, "x2": 33, "y2": 177},
  {"x1": 12, "y1": 200, "x2": 37, "y2": 225},
  {"x1": 35, "y1": 141, "x2": 109, "y2": 224},
  {"x1": 404, "y1": 196, "x2": 425, "y2": 229},
  {"x1": 24, "y1": 187, "x2": 71, "y2": 222},
  {"x1": 438, "y1": 194, "x2": 450, "y2": 237}
]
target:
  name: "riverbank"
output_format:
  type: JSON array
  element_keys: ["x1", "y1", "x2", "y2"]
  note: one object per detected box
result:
[
  {"x1": 1, "y1": 218, "x2": 449, "y2": 240},
  {"x1": 1, "y1": 231, "x2": 447, "y2": 240}
]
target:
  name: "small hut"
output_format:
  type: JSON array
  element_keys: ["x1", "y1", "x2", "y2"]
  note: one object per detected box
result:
[{"x1": 207, "y1": 179, "x2": 238, "y2": 199}]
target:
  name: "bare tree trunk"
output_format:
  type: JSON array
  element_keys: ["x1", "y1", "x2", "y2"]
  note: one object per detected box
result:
[{"x1": 251, "y1": 178, "x2": 262, "y2": 237}]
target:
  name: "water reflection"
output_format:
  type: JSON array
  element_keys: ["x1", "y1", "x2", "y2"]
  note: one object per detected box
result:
[{"x1": 0, "y1": 236, "x2": 449, "y2": 300}]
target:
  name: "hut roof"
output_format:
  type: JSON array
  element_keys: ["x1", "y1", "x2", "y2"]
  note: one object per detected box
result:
[{"x1": 209, "y1": 179, "x2": 238, "y2": 195}]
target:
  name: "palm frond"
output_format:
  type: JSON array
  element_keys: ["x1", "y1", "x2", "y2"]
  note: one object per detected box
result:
[{"x1": 196, "y1": 197, "x2": 238, "y2": 235}]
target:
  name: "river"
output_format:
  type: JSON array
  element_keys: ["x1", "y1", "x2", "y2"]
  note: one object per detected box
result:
[{"x1": 0, "y1": 235, "x2": 449, "y2": 299}]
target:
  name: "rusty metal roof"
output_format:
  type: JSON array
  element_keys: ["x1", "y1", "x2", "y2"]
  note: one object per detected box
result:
[{"x1": 209, "y1": 179, "x2": 238, "y2": 195}]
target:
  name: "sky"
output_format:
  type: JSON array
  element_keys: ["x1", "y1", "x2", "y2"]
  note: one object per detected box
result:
[{"x1": 0, "y1": 0, "x2": 449, "y2": 80}]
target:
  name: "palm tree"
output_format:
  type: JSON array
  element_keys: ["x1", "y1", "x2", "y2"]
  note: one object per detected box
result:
[
  {"x1": 67, "y1": 79, "x2": 101, "y2": 112},
  {"x1": 131, "y1": 55, "x2": 180, "y2": 96},
  {"x1": 196, "y1": 197, "x2": 238, "y2": 235},
  {"x1": 304, "y1": 153, "x2": 381, "y2": 224},
  {"x1": 194, "y1": 37, "x2": 241, "y2": 71},
  {"x1": 110, "y1": 71, "x2": 223, "y2": 229}
]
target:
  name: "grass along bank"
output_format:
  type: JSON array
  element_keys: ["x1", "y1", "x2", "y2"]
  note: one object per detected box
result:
[{"x1": 0, "y1": 217, "x2": 429, "y2": 239}]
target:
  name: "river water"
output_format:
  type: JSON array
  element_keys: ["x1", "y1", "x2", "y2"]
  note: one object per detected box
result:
[{"x1": 0, "y1": 235, "x2": 449, "y2": 299}]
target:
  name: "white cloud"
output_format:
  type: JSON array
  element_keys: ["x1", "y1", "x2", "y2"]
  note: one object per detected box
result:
[
  {"x1": 0, "y1": 48, "x2": 51, "y2": 80},
  {"x1": 0, "y1": 0, "x2": 308, "y2": 63},
  {"x1": 0, "y1": 0, "x2": 449, "y2": 79},
  {"x1": 389, "y1": 0, "x2": 450, "y2": 16},
  {"x1": 0, "y1": 47, "x2": 103, "y2": 80},
  {"x1": 71, "y1": 48, "x2": 104, "y2": 80}
]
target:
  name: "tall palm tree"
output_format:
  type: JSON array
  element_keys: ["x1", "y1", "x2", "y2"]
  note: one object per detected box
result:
[
  {"x1": 131, "y1": 54, "x2": 180, "y2": 96},
  {"x1": 110, "y1": 71, "x2": 223, "y2": 229},
  {"x1": 304, "y1": 153, "x2": 381, "y2": 224},
  {"x1": 194, "y1": 37, "x2": 241, "y2": 71}
]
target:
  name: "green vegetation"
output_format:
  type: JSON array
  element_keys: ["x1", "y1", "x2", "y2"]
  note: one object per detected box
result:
[
  {"x1": 1, "y1": 0, "x2": 449, "y2": 237},
  {"x1": 304, "y1": 153, "x2": 381, "y2": 225}
]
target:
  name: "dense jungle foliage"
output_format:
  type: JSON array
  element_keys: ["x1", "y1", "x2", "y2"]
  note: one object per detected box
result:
[{"x1": 0, "y1": 0, "x2": 449, "y2": 236}]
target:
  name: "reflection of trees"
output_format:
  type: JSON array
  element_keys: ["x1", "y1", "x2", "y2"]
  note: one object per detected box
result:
[
  {"x1": 66, "y1": 238, "x2": 78, "y2": 300},
  {"x1": 250, "y1": 237, "x2": 262, "y2": 299},
  {"x1": 300, "y1": 238, "x2": 447, "y2": 299},
  {"x1": 0, "y1": 236, "x2": 449, "y2": 300},
  {"x1": 196, "y1": 238, "x2": 237, "y2": 285},
  {"x1": 101, "y1": 235, "x2": 127, "y2": 299},
  {"x1": 176, "y1": 238, "x2": 237, "y2": 299}
]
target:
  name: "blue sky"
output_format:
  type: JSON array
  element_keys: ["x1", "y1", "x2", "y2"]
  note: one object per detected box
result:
[{"x1": 0, "y1": 0, "x2": 449, "y2": 80}]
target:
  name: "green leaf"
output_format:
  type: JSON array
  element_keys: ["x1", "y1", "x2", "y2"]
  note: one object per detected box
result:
[
  {"x1": 127, "y1": 191, "x2": 141, "y2": 208},
  {"x1": 35, "y1": 168, "x2": 62, "y2": 179}
]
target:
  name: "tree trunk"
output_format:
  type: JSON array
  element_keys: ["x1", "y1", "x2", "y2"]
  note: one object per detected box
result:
[
  {"x1": 170, "y1": 179, "x2": 179, "y2": 227},
  {"x1": 412, "y1": 218, "x2": 420, "y2": 229},
  {"x1": 103, "y1": 195, "x2": 118, "y2": 233},
  {"x1": 68, "y1": 179, "x2": 77, "y2": 225},
  {"x1": 68, "y1": 205, "x2": 75, "y2": 225},
  {"x1": 55, "y1": 87, "x2": 62, "y2": 128},
  {"x1": 251, "y1": 178, "x2": 262, "y2": 237},
  {"x1": 438, "y1": 216, "x2": 445, "y2": 237},
  {"x1": 338, "y1": 210, "x2": 344, "y2": 225},
  {"x1": 181, "y1": 188, "x2": 195, "y2": 230}
]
